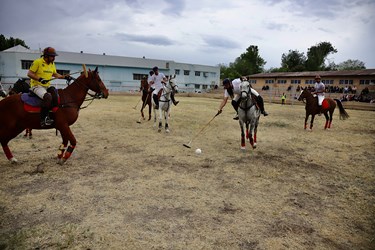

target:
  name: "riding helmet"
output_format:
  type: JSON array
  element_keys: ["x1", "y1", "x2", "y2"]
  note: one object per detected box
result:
[
  {"x1": 43, "y1": 47, "x2": 58, "y2": 57},
  {"x1": 152, "y1": 66, "x2": 159, "y2": 72},
  {"x1": 223, "y1": 78, "x2": 230, "y2": 85}
]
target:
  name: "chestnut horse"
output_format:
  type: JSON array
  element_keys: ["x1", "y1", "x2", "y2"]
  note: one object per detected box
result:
[
  {"x1": 297, "y1": 87, "x2": 349, "y2": 130},
  {"x1": 8, "y1": 78, "x2": 33, "y2": 138},
  {"x1": 0, "y1": 67, "x2": 109, "y2": 164},
  {"x1": 140, "y1": 77, "x2": 152, "y2": 120}
]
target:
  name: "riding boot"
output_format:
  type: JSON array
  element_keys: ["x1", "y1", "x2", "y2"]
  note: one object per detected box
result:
[
  {"x1": 40, "y1": 93, "x2": 54, "y2": 127},
  {"x1": 153, "y1": 94, "x2": 159, "y2": 109},
  {"x1": 318, "y1": 105, "x2": 322, "y2": 116},
  {"x1": 171, "y1": 92, "x2": 179, "y2": 106},
  {"x1": 257, "y1": 95, "x2": 268, "y2": 116},
  {"x1": 231, "y1": 99, "x2": 239, "y2": 120}
]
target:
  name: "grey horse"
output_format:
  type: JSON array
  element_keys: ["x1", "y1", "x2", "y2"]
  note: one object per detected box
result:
[{"x1": 238, "y1": 81, "x2": 261, "y2": 150}]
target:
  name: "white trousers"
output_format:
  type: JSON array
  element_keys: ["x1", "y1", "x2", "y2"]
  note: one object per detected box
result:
[{"x1": 31, "y1": 85, "x2": 47, "y2": 99}]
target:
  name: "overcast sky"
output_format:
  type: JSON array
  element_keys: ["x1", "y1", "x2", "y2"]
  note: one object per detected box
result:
[{"x1": 1, "y1": 0, "x2": 374, "y2": 69}]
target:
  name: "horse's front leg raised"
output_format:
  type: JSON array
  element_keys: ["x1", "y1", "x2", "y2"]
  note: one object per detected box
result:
[{"x1": 57, "y1": 126, "x2": 77, "y2": 164}]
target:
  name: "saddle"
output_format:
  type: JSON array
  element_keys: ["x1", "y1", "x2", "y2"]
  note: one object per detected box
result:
[{"x1": 21, "y1": 89, "x2": 60, "y2": 113}]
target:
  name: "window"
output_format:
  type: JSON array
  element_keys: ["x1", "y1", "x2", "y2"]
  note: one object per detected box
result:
[
  {"x1": 133, "y1": 74, "x2": 147, "y2": 80},
  {"x1": 203, "y1": 72, "x2": 209, "y2": 77},
  {"x1": 175, "y1": 69, "x2": 180, "y2": 75},
  {"x1": 249, "y1": 79, "x2": 256, "y2": 84},
  {"x1": 110, "y1": 81, "x2": 121, "y2": 87},
  {"x1": 21, "y1": 60, "x2": 33, "y2": 69},
  {"x1": 265, "y1": 79, "x2": 274, "y2": 84},
  {"x1": 291, "y1": 79, "x2": 301, "y2": 84},
  {"x1": 339, "y1": 79, "x2": 353, "y2": 85},
  {"x1": 195, "y1": 71, "x2": 201, "y2": 76},
  {"x1": 322, "y1": 79, "x2": 333, "y2": 84},
  {"x1": 277, "y1": 79, "x2": 287, "y2": 84},
  {"x1": 305, "y1": 80, "x2": 314, "y2": 84},
  {"x1": 360, "y1": 79, "x2": 375, "y2": 85},
  {"x1": 184, "y1": 70, "x2": 190, "y2": 76},
  {"x1": 57, "y1": 69, "x2": 70, "y2": 75}
]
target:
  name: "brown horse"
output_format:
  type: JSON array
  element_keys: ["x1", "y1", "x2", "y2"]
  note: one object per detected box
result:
[
  {"x1": 140, "y1": 77, "x2": 152, "y2": 120},
  {"x1": 298, "y1": 87, "x2": 349, "y2": 130},
  {"x1": 0, "y1": 67, "x2": 109, "y2": 164},
  {"x1": 8, "y1": 78, "x2": 33, "y2": 138}
]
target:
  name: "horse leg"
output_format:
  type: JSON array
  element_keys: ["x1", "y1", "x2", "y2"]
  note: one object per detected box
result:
[
  {"x1": 240, "y1": 121, "x2": 246, "y2": 150},
  {"x1": 158, "y1": 109, "x2": 163, "y2": 132},
  {"x1": 328, "y1": 111, "x2": 334, "y2": 129},
  {"x1": 323, "y1": 112, "x2": 329, "y2": 129},
  {"x1": 148, "y1": 100, "x2": 152, "y2": 121},
  {"x1": 309, "y1": 115, "x2": 315, "y2": 131},
  {"x1": 57, "y1": 126, "x2": 77, "y2": 164},
  {"x1": 165, "y1": 110, "x2": 170, "y2": 133},
  {"x1": 248, "y1": 123, "x2": 254, "y2": 148},
  {"x1": 253, "y1": 124, "x2": 258, "y2": 149},
  {"x1": 28, "y1": 129, "x2": 32, "y2": 139},
  {"x1": 304, "y1": 114, "x2": 309, "y2": 130},
  {"x1": 1, "y1": 141, "x2": 18, "y2": 163}
]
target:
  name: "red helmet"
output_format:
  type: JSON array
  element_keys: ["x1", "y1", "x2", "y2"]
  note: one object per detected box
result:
[{"x1": 43, "y1": 47, "x2": 58, "y2": 57}]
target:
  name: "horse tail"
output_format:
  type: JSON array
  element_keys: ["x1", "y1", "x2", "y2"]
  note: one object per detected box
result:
[{"x1": 334, "y1": 99, "x2": 349, "y2": 120}]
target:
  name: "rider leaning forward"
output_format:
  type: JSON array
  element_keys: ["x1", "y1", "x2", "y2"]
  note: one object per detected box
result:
[
  {"x1": 27, "y1": 47, "x2": 72, "y2": 127},
  {"x1": 218, "y1": 76, "x2": 268, "y2": 119}
]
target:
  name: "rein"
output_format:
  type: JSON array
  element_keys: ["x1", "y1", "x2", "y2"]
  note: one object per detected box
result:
[
  {"x1": 239, "y1": 90, "x2": 254, "y2": 111},
  {"x1": 59, "y1": 74, "x2": 104, "y2": 110}
]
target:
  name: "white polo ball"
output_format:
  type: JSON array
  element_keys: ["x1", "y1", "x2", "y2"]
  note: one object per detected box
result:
[{"x1": 195, "y1": 148, "x2": 202, "y2": 154}]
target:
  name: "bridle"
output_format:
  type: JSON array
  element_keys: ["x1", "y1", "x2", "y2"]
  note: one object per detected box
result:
[
  {"x1": 239, "y1": 85, "x2": 254, "y2": 111},
  {"x1": 60, "y1": 71, "x2": 106, "y2": 109}
]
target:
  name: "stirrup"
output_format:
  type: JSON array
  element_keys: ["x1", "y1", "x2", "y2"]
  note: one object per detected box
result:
[
  {"x1": 41, "y1": 116, "x2": 54, "y2": 127},
  {"x1": 233, "y1": 114, "x2": 239, "y2": 120}
]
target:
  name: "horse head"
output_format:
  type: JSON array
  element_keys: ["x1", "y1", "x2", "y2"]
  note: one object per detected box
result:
[
  {"x1": 240, "y1": 81, "x2": 251, "y2": 100},
  {"x1": 13, "y1": 79, "x2": 30, "y2": 94},
  {"x1": 297, "y1": 87, "x2": 311, "y2": 102},
  {"x1": 79, "y1": 67, "x2": 109, "y2": 99}
]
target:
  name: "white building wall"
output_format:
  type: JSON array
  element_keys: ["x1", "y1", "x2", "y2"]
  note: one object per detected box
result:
[{"x1": 0, "y1": 46, "x2": 220, "y2": 93}]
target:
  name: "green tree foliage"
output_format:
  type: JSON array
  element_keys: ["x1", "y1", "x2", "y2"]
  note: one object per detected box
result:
[
  {"x1": 336, "y1": 59, "x2": 366, "y2": 70},
  {"x1": 280, "y1": 50, "x2": 306, "y2": 72},
  {"x1": 220, "y1": 45, "x2": 266, "y2": 80},
  {"x1": 305, "y1": 41, "x2": 337, "y2": 71},
  {"x1": 0, "y1": 34, "x2": 29, "y2": 51}
]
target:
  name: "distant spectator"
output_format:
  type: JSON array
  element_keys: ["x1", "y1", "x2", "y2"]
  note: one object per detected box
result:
[{"x1": 281, "y1": 93, "x2": 286, "y2": 105}]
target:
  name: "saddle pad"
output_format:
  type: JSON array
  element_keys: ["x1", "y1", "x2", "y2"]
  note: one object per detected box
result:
[
  {"x1": 21, "y1": 93, "x2": 59, "y2": 113},
  {"x1": 322, "y1": 99, "x2": 329, "y2": 109}
]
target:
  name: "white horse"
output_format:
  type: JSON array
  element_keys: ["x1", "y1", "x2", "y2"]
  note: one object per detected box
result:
[
  {"x1": 152, "y1": 75, "x2": 178, "y2": 133},
  {"x1": 238, "y1": 81, "x2": 261, "y2": 150}
]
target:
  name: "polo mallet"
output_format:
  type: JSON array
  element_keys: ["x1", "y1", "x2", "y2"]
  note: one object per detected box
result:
[
  {"x1": 133, "y1": 99, "x2": 142, "y2": 110},
  {"x1": 183, "y1": 110, "x2": 221, "y2": 148}
]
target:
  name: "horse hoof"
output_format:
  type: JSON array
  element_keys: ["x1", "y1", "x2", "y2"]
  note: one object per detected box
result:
[
  {"x1": 57, "y1": 158, "x2": 66, "y2": 165},
  {"x1": 253, "y1": 144, "x2": 257, "y2": 149},
  {"x1": 241, "y1": 147, "x2": 246, "y2": 150},
  {"x1": 158, "y1": 128, "x2": 161, "y2": 132},
  {"x1": 10, "y1": 157, "x2": 18, "y2": 164},
  {"x1": 165, "y1": 129, "x2": 170, "y2": 133}
]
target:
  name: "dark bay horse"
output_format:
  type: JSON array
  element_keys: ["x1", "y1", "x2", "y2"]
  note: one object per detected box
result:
[
  {"x1": 140, "y1": 77, "x2": 152, "y2": 120},
  {"x1": 8, "y1": 78, "x2": 33, "y2": 138},
  {"x1": 238, "y1": 81, "x2": 260, "y2": 150},
  {"x1": 0, "y1": 67, "x2": 109, "y2": 164},
  {"x1": 298, "y1": 87, "x2": 349, "y2": 130}
]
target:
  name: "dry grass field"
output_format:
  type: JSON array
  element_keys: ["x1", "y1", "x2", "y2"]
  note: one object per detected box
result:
[{"x1": 0, "y1": 94, "x2": 374, "y2": 250}]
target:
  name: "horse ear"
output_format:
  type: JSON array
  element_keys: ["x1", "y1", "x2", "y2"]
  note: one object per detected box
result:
[{"x1": 94, "y1": 66, "x2": 98, "y2": 73}]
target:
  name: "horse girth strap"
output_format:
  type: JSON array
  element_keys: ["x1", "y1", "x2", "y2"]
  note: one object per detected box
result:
[{"x1": 239, "y1": 102, "x2": 255, "y2": 111}]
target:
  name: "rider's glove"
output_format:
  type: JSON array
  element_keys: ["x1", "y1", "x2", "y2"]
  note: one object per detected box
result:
[
  {"x1": 64, "y1": 75, "x2": 73, "y2": 81},
  {"x1": 39, "y1": 78, "x2": 49, "y2": 84}
]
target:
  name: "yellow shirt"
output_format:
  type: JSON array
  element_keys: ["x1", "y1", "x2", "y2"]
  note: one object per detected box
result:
[{"x1": 29, "y1": 57, "x2": 57, "y2": 88}]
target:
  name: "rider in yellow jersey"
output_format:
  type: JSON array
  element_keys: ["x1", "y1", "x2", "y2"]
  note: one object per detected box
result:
[{"x1": 27, "y1": 47, "x2": 71, "y2": 127}]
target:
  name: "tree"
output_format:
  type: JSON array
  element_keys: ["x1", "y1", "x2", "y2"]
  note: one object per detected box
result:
[
  {"x1": 280, "y1": 50, "x2": 306, "y2": 72},
  {"x1": 305, "y1": 41, "x2": 337, "y2": 71},
  {"x1": 336, "y1": 59, "x2": 366, "y2": 70},
  {"x1": 0, "y1": 34, "x2": 29, "y2": 51}
]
